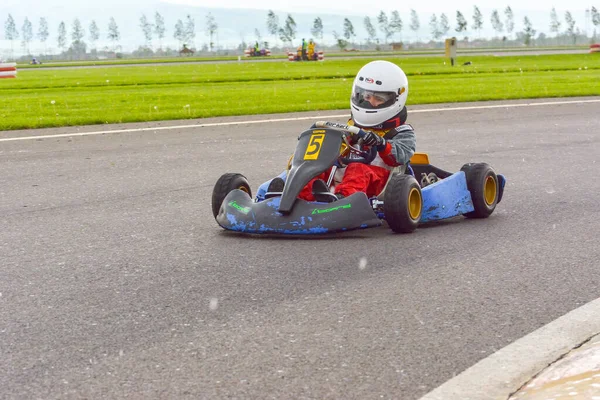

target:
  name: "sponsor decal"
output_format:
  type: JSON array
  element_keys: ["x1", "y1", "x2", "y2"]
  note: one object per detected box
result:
[
  {"x1": 365, "y1": 77, "x2": 374, "y2": 83},
  {"x1": 228, "y1": 200, "x2": 251, "y2": 214},
  {"x1": 311, "y1": 203, "x2": 352, "y2": 215}
]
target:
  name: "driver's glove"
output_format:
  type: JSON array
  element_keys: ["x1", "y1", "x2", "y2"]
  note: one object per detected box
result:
[{"x1": 359, "y1": 129, "x2": 387, "y2": 151}]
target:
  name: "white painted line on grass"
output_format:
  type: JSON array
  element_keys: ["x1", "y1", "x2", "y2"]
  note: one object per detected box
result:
[{"x1": 2, "y1": 98, "x2": 599, "y2": 143}]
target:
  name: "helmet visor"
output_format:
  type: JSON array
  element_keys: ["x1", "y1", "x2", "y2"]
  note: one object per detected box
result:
[{"x1": 352, "y1": 86, "x2": 397, "y2": 110}]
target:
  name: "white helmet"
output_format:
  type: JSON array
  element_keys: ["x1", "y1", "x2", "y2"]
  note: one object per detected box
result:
[{"x1": 350, "y1": 60, "x2": 409, "y2": 127}]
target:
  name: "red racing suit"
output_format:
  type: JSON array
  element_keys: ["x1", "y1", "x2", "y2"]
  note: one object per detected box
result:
[{"x1": 298, "y1": 113, "x2": 416, "y2": 200}]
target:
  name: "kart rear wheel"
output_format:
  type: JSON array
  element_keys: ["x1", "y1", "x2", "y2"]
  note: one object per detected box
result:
[
  {"x1": 211, "y1": 173, "x2": 252, "y2": 218},
  {"x1": 460, "y1": 163, "x2": 498, "y2": 218},
  {"x1": 384, "y1": 174, "x2": 422, "y2": 233}
]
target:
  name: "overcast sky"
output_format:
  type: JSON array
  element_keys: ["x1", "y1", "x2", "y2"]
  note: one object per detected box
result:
[{"x1": 163, "y1": 0, "x2": 596, "y2": 14}]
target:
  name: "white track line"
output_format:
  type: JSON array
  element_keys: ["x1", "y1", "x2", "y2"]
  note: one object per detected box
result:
[{"x1": 2, "y1": 98, "x2": 599, "y2": 143}]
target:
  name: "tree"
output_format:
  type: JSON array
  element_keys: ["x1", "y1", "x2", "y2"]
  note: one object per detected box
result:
[
  {"x1": 332, "y1": 30, "x2": 348, "y2": 51},
  {"x1": 429, "y1": 14, "x2": 442, "y2": 40},
  {"x1": 390, "y1": 10, "x2": 403, "y2": 41},
  {"x1": 490, "y1": 10, "x2": 503, "y2": 37},
  {"x1": 266, "y1": 10, "x2": 279, "y2": 35},
  {"x1": 89, "y1": 20, "x2": 99, "y2": 50},
  {"x1": 439, "y1": 13, "x2": 450, "y2": 38},
  {"x1": 522, "y1": 16, "x2": 536, "y2": 46},
  {"x1": 71, "y1": 18, "x2": 85, "y2": 43},
  {"x1": 278, "y1": 14, "x2": 296, "y2": 47},
  {"x1": 266, "y1": 10, "x2": 279, "y2": 47},
  {"x1": 550, "y1": 8, "x2": 561, "y2": 39},
  {"x1": 343, "y1": 18, "x2": 355, "y2": 43},
  {"x1": 107, "y1": 17, "x2": 120, "y2": 51},
  {"x1": 564, "y1": 11, "x2": 577, "y2": 44},
  {"x1": 4, "y1": 14, "x2": 19, "y2": 54},
  {"x1": 174, "y1": 19, "x2": 185, "y2": 48},
  {"x1": 504, "y1": 6, "x2": 515, "y2": 38},
  {"x1": 38, "y1": 18, "x2": 49, "y2": 54},
  {"x1": 140, "y1": 14, "x2": 153, "y2": 48},
  {"x1": 206, "y1": 13, "x2": 218, "y2": 52},
  {"x1": 58, "y1": 21, "x2": 67, "y2": 52},
  {"x1": 456, "y1": 11, "x2": 468, "y2": 34},
  {"x1": 472, "y1": 6, "x2": 483, "y2": 38},
  {"x1": 21, "y1": 17, "x2": 33, "y2": 55},
  {"x1": 585, "y1": 8, "x2": 591, "y2": 36},
  {"x1": 70, "y1": 18, "x2": 86, "y2": 55},
  {"x1": 377, "y1": 11, "x2": 393, "y2": 43},
  {"x1": 154, "y1": 12, "x2": 166, "y2": 49},
  {"x1": 311, "y1": 17, "x2": 323, "y2": 40},
  {"x1": 364, "y1": 16, "x2": 377, "y2": 44},
  {"x1": 185, "y1": 15, "x2": 195, "y2": 48},
  {"x1": 254, "y1": 28, "x2": 262, "y2": 45},
  {"x1": 409, "y1": 9, "x2": 420, "y2": 42},
  {"x1": 592, "y1": 7, "x2": 600, "y2": 28},
  {"x1": 69, "y1": 18, "x2": 86, "y2": 54}
]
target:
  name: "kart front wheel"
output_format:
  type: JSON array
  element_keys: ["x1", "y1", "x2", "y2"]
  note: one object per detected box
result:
[
  {"x1": 211, "y1": 173, "x2": 252, "y2": 218},
  {"x1": 460, "y1": 163, "x2": 498, "y2": 218},
  {"x1": 384, "y1": 174, "x2": 422, "y2": 233}
]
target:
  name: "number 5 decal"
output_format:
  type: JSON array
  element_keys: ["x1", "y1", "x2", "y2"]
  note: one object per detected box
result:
[{"x1": 304, "y1": 133, "x2": 325, "y2": 160}]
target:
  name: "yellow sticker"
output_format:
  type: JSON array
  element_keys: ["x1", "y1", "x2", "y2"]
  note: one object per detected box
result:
[
  {"x1": 312, "y1": 129, "x2": 326, "y2": 133},
  {"x1": 304, "y1": 133, "x2": 325, "y2": 160}
]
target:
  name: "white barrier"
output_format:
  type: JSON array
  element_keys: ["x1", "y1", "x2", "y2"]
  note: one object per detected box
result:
[
  {"x1": 288, "y1": 51, "x2": 325, "y2": 61},
  {"x1": 0, "y1": 63, "x2": 17, "y2": 78},
  {"x1": 245, "y1": 49, "x2": 272, "y2": 57}
]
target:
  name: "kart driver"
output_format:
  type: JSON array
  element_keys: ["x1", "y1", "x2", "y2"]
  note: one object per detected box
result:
[{"x1": 270, "y1": 60, "x2": 416, "y2": 202}]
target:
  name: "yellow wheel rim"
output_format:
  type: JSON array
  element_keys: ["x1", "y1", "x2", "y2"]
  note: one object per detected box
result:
[
  {"x1": 238, "y1": 186, "x2": 250, "y2": 194},
  {"x1": 408, "y1": 187, "x2": 422, "y2": 220},
  {"x1": 484, "y1": 176, "x2": 497, "y2": 206}
]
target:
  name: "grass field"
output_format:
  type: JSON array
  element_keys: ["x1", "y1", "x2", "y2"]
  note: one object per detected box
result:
[
  {"x1": 15, "y1": 45, "x2": 590, "y2": 69},
  {"x1": 1, "y1": 54, "x2": 599, "y2": 131}
]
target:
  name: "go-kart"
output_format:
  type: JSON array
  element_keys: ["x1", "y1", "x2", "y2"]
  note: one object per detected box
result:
[
  {"x1": 212, "y1": 121, "x2": 505, "y2": 235},
  {"x1": 244, "y1": 47, "x2": 271, "y2": 57}
]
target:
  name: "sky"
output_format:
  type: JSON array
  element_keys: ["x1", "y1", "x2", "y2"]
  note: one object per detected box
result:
[{"x1": 163, "y1": 0, "x2": 596, "y2": 14}]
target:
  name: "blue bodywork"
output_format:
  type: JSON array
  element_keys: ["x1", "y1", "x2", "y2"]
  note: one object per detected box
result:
[
  {"x1": 218, "y1": 168, "x2": 506, "y2": 235},
  {"x1": 420, "y1": 171, "x2": 474, "y2": 222}
]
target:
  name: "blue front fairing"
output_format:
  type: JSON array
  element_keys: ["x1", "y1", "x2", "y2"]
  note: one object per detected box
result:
[{"x1": 420, "y1": 171, "x2": 475, "y2": 222}]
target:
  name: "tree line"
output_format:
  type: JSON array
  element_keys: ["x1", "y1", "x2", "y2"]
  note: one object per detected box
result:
[{"x1": 3, "y1": 6, "x2": 600, "y2": 57}]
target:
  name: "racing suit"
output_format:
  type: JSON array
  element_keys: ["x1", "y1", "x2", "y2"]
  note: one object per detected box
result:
[
  {"x1": 308, "y1": 41, "x2": 316, "y2": 59},
  {"x1": 298, "y1": 111, "x2": 416, "y2": 200}
]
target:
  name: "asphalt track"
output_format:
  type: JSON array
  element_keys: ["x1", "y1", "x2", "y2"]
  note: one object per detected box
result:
[{"x1": 1, "y1": 98, "x2": 600, "y2": 399}]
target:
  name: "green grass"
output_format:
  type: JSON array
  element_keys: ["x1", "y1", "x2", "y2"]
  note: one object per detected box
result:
[
  {"x1": 1, "y1": 54, "x2": 599, "y2": 130},
  {"x1": 16, "y1": 45, "x2": 590, "y2": 69}
]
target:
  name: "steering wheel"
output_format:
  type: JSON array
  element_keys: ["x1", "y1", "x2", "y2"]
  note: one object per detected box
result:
[
  {"x1": 312, "y1": 120, "x2": 379, "y2": 166},
  {"x1": 338, "y1": 141, "x2": 378, "y2": 166}
]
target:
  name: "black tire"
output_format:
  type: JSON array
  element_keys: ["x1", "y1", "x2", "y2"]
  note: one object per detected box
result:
[
  {"x1": 460, "y1": 163, "x2": 498, "y2": 218},
  {"x1": 211, "y1": 173, "x2": 252, "y2": 218},
  {"x1": 384, "y1": 174, "x2": 422, "y2": 233}
]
